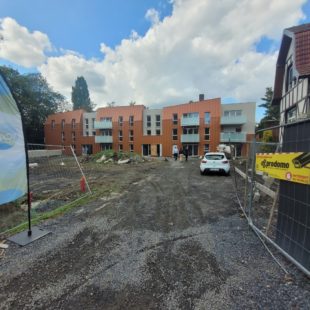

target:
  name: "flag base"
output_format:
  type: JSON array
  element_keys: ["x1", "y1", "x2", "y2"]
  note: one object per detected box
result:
[{"x1": 8, "y1": 227, "x2": 50, "y2": 246}]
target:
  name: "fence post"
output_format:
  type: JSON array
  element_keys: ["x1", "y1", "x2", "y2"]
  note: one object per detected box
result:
[{"x1": 248, "y1": 139, "x2": 256, "y2": 222}]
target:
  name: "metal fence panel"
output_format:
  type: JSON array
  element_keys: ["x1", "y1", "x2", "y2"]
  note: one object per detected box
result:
[{"x1": 230, "y1": 120, "x2": 310, "y2": 276}]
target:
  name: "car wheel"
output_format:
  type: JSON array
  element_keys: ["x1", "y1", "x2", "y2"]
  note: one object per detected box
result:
[
  {"x1": 225, "y1": 171, "x2": 230, "y2": 176},
  {"x1": 200, "y1": 170, "x2": 204, "y2": 175}
]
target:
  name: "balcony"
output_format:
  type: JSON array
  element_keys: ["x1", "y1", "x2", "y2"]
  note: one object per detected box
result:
[
  {"x1": 181, "y1": 116, "x2": 200, "y2": 126},
  {"x1": 220, "y1": 115, "x2": 246, "y2": 125},
  {"x1": 95, "y1": 135, "x2": 113, "y2": 143},
  {"x1": 220, "y1": 132, "x2": 246, "y2": 142},
  {"x1": 181, "y1": 134, "x2": 200, "y2": 143},
  {"x1": 94, "y1": 120, "x2": 112, "y2": 129}
]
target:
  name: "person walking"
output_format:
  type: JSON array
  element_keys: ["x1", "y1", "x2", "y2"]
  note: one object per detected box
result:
[
  {"x1": 184, "y1": 146, "x2": 189, "y2": 161},
  {"x1": 173, "y1": 145, "x2": 179, "y2": 161}
]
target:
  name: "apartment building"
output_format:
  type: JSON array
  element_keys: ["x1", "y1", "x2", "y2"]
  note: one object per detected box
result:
[
  {"x1": 45, "y1": 109, "x2": 94, "y2": 155},
  {"x1": 220, "y1": 102, "x2": 256, "y2": 156},
  {"x1": 44, "y1": 96, "x2": 255, "y2": 157}
]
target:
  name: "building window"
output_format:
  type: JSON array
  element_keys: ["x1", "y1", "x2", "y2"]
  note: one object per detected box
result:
[
  {"x1": 204, "y1": 128, "x2": 210, "y2": 140},
  {"x1": 204, "y1": 144, "x2": 209, "y2": 154},
  {"x1": 119, "y1": 144, "x2": 123, "y2": 151},
  {"x1": 286, "y1": 106, "x2": 297, "y2": 123},
  {"x1": 72, "y1": 119, "x2": 76, "y2": 129},
  {"x1": 92, "y1": 118, "x2": 95, "y2": 128},
  {"x1": 183, "y1": 112, "x2": 199, "y2": 118},
  {"x1": 86, "y1": 131, "x2": 89, "y2": 136},
  {"x1": 61, "y1": 131, "x2": 65, "y2": 142},
  {"x1": 72, "y1": 131, "x2": 76, "y2": 141},
  {"x1": 147, "y1": 115, "x2": 151, "y2": 127},
  {"x1": 286, "y1": 64, "x2": 293, "y2": 92},
  {"x1": 85, "y1": 118, "x2": 89, "y2": 129},
  {"x1": 224, "y1": 110, "x2": 241, "y2": 117},
  {"x1": 236, "y1": 127, "x2": 241, "y2": 132},
  {"x1": 51, "y1": 120, "x2": 55, "y2": 129},
  {"x1": 204, "y1": 112, "x2": 210, "y2": 124},
  {"x1": 119, "y1": 130, "x2": 123, "y2": 141},
  {"x1": 129, "y1": 144, "x2": 134, "y2": 152},
  {"x1": 101, "y1": 117, "x2": 112, "y2": 122},
  {"x1": 183, "y1": 127, "x2": 198, "y2": 134},
  {"x1": 61, "y1": 119, "x2": 65, "y2": 129},
  {"x1": 118, "y1": 116, "x2": 123, "y2": 126},
  {"x1": 156, "y1": 129, "x2": 161, "y2": 135},
  {"x1": 172, "y1": 128, "x2": 178, "y2": 140},
  {"x1": 101, "y1": 129, "x2": 112, "y2": 136},
  {"x1": 147, "y1": 130, "x2": 151, "y2": 135},
  {"x1": 129, "y1": 130, "x2": 134, "y2": 141},
  {"x1": 173, "y1": 113, "x2": 178, "y2": 125},
  {"x1": 156, "y1": 115, "x2": 161, "y2": 127},
  {"x1": 92, "y1": 131, "x2": 96, "y2": 136},
  {"x1": 129, "y1": 115, "x2": 134, "y2": 126}
]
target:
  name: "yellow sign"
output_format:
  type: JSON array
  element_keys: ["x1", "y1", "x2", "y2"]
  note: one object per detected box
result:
[{"x1": 256, "y1": 152, "x2": 310, "y2": 185}]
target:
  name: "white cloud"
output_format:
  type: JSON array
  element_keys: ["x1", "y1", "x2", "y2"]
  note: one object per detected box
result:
[
  {"x1": 0, "y1": 17, "x2": 52, "y2": 68},
  {"x1": 0, "y1": 0, "x2": 307, "y2": 110},
  {"x1": 145, "y1": 8, "x2": 160, "y2": 25}
]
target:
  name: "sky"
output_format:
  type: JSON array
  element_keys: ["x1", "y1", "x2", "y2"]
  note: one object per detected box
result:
[{"x1": 0, "y1": 0, "x2": 310, "y2": 122}]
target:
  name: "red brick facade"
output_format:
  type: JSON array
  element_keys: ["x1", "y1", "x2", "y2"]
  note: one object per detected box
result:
[{"x1": 44, "y1": 98, "x2": 248, "y2": 157}]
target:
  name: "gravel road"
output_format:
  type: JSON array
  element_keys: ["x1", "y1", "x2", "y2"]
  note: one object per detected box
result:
[{"x1": 1, "y1": 159, "x2": 309, "y2": 309}]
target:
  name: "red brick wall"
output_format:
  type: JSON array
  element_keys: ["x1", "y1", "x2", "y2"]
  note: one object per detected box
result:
[{"x1": 45, "y1": 99, "x2": 222, "y2": 157}]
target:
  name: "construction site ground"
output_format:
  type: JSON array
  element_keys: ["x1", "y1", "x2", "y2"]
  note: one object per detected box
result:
[{"x1": 0, "y1": 158, "x2": 309, "y2": 309}]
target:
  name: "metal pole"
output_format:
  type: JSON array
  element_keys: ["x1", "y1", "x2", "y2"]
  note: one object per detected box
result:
[
  {"x1": 70, "y1": 145, "x2": 92, "y2": 194},
  {"x1": 248, "y1": 139, "x2": 256, "y2": 221},
  {"x1": 250, "y1": 223, "x2": 310, "y2": 277}
]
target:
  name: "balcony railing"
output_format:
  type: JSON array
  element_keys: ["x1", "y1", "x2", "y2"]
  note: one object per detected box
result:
[
  {"x1": 181, "y1": 134, "x2": 200, "y2": 143},
  {"x1": 220, "y1": 115, "x2": 246, "y2": 125},
  {"x1": 181, "y1": 116, "x2": 200, "y2": 126},
  {"x1": 94, "y1": 120, "x2": 112, "y2": 129},
  {"x1": 220, "y1": 132, "x2": 246, "y2": 142},
  {"x1": 95, "y1": 135, "x2": 113, "y2": 143}
]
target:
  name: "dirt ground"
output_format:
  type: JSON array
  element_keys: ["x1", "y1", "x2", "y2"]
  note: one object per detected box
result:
[{"x1": 0, "y1": 158, "x2": 309, "y2": 309}]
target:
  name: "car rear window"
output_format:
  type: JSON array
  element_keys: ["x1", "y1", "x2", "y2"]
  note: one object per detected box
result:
[{"x1": 205, "y1": 154, "x2": 224, "y2": 160}]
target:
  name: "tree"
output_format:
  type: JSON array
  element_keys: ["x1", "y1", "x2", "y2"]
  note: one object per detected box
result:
[
  {"x1": 71, "y1": 76, "x2": 93, "y2": 111},
  {"x1": 0, "y1": 66, "x2": 66, "y2": 143},
  {"x1": 257, "y1": 87, "x2": 279, "y2": 135},
  {"x1": 129, "y1": 101, "x2": 136, "y2": 106},
  {"x1": 259, "y1": 87, "x2": 279, "y2": 121}
]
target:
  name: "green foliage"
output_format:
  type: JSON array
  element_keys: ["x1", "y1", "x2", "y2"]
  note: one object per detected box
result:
[
  {"x1": 91, "y1": 150, "x2": 140, "y2": 162},
  {"x1": 71, "y1": 76, "x2": 93, "y2": 112},
  {"x1": 91, "y1": 149, "x2": 115, "y2": 161},
  {"x1": 259, "y1": 87, "x2": 279, "y2": 121},
  {"x1": 262, "y1": 130, "x2": 273, "y2": 143},
  {"x1": 0, "y1": 66, "x2": 66, "y2": 143},
  {"x1": 257, "y1": 87, "x2": 280, "y2": 135},
  {"x1": 260, "y1": 130, "x2": 277, "y2": 153}
]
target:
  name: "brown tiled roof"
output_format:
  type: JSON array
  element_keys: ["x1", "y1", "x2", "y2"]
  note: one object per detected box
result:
[
  {"x1": 294, "y1": 30, "x2": 310, "y2": 76},
  {"x1": 272, "y1": 23, "x2": 310, "y2": 105}
]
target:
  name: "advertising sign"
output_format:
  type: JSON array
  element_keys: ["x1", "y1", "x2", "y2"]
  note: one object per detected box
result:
[
  {"x1": 0, "y1": 75, "x2": 27, "y2": 204},
  {"x1": 256, "y1": 152, "x2": 310, "y2": 185}
]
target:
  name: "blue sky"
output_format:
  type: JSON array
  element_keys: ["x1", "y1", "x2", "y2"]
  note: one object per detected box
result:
[
  {"x1": 0, "y1": 0, "x2": 172, "y2": 60},
  {"x1": 1, "y1": 0, "x2": 310, "y2": 122}
]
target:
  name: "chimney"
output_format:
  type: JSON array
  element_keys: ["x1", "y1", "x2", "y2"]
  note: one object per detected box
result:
[{"x1": 199, "y1": 94, "x2": 204, "y2": 101}]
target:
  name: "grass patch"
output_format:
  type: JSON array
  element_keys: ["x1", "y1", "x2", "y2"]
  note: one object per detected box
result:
[{"x1": 0, "y1": 187, "x2": 112, "y2": 238}]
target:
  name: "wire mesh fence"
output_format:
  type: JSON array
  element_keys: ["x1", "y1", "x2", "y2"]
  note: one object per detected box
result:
[
  {"x1": 231, "y1": 120, "x2": 310, "y2": 276},
  {"x1": 0, "y1": 144, "x2": 90, "y2": 234}
]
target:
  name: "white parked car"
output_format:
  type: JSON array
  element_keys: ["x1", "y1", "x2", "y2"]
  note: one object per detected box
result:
[{"x1": 200, "y1": 152, "x2": 230, "y2": 176}]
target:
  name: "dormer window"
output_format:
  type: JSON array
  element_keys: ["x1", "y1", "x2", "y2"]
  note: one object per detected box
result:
[{"x1": 285, "y1": 64, "x2": 293, "y2": 92}]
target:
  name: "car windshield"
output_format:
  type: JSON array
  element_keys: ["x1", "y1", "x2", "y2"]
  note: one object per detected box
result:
[{"x1": 205, "y1": 154, "x2": 224, "y2": 160}]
